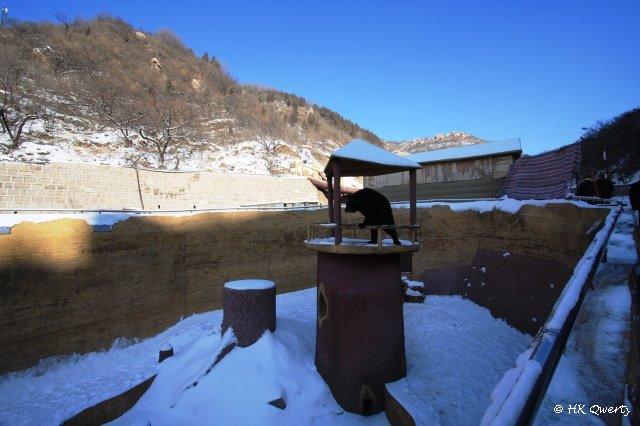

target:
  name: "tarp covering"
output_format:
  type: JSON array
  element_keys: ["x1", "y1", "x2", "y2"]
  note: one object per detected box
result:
[{"x1": 500, "y1": 142, "x2": 581, "y2": 200}]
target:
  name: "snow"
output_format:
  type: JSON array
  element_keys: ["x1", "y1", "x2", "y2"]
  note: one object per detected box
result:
[
  {"x1": 406, "y1": 138, "x2": 522, "y2": 164},
  {"x1": 402, "y1": 276, "x2": 424, "y2": 289},
  {"x1": 482, "y1": 199, "x2": 635, "y2": 425},
  {"x1": 480, "y1": 347, "x2": 536, "y2": 425},
  {"x1": 224, "y1": 279, "x2": 275, "y2": 291},
  {"x1": 533, "y1": 206, "x2": 636, "y2": 425},
  {"x1": 0, "y1": 198, "x2": 635, "y2": 425},
  {"x1": 417, "y1": 196, "x2": 610, "y2": 214},
  {"x1": 0, "y1": 118, "x2": 332, "y2": 175},
  {"x1": 330, "y1": 139, "x2": 421, "y2": 169},
  {"x1": 405, "y1": 288, "x2": 423, "y2": 297},
  {"x1": 545, "y1": 205, "x2": 619, "y2": 332},
  {"x1": 305, "y1": 236, "x2": 415, "y2": 247},
  {"x1": 397, "y1": 296, "x2": 531, "y2": 424},
  {"x1": 0, "y1": 288, "x2": 530, "y2": 426}
]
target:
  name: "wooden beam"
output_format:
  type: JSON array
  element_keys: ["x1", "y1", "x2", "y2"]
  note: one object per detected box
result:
[
  {"x1": 332, "y1": 159, "x2": 342, "y2": 244},
  {"x1": 327, "y1": 175, "x2": 334, "y2": 224},
  {"x1": 410, "y1": 169, "x2": 417, "y2": 226}
]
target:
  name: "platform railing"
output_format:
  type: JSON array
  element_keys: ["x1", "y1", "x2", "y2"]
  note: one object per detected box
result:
[{"x1": 306, "y1": 223, "x2": 420, "y2": 248}]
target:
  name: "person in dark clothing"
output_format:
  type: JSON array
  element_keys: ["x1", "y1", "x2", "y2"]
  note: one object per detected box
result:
[
  {"x1": 630, "y1": 180, "x2": 640, "y2": 227},
  {"x1": 577, "y1": 176, "x2": 596, "y2": 197},
  {"x1": 595, "y1": 174, "x2": 614, "y2": 199}
]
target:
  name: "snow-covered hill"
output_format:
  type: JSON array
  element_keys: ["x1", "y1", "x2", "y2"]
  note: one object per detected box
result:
[
  {"x1": 0, "y1": 119, "x2": 489, "y2": 177},
  {"x1": 0, "y1": 116, "x2": 337, "y2": 177}
]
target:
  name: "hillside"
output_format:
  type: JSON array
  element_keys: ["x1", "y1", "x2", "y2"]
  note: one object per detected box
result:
[
  {"x1": 578, "y1": 108, "x2": 640, "y2": 182},
  {"x1": 0, "y1": 15, "x2": 386, "y2": 176},
  {"x1": 0, "y1": 15, "x2": 495, "y2": 177}
]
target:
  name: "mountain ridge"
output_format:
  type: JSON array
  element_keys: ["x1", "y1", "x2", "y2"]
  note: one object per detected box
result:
[{"x1": 0, "y1": 15, "x2": 485, "y2": 175}]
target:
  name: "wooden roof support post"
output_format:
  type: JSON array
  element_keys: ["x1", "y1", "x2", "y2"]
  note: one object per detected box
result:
[
  {"x1": 327, "y1": 173, "x2": 335, "y2": 224},
  {"x1": 332, "y1": 159, "x2": 342, "y2": 244},
  {"x1": 410, "y1": 168, "x2": 417, "y2": 226}
]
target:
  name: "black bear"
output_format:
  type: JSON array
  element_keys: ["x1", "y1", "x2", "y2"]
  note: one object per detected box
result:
[{"x1": 345, "y1": 188, "x2": 401, "y2": 245}]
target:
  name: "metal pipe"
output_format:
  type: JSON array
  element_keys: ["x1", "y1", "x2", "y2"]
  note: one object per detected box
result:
[{"x1": 487, "y1": 206, "x2": 621, "y2": 425}]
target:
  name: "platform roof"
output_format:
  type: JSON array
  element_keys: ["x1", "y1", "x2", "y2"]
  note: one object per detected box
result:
[
  {"x1": 407, "y1": 138, "x2": 522, "y2": 165},
  {"x1": 324, "y1": 139, "x2": 421, "y2": 177}
]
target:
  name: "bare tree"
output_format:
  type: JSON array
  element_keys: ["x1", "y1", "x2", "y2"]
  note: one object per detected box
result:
[
  {"x1": 136, "y1": 89, "x2": 195, "y2": 169},
  {"x1": 0, "y1": 42, "x2": 44, "y2": 151},
  {"x1": 254, "y1": 107, "x2": 288, "y2": 174},
  {"x1": 83, "y1": 74, "x2": 144, "y2": 147}
]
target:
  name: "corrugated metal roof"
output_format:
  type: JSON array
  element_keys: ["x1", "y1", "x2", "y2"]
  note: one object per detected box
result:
[{"x1": 406, "y1": 139, "x2": 522, "y2": 164}]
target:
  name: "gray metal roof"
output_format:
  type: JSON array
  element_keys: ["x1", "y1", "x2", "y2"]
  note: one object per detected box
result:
[{"x1": 406, "y1": 139, "x2": 522, "y2": 164}]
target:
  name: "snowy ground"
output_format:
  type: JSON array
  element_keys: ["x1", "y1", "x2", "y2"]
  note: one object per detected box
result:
[
  {"x1": 0, "y1": 288, "x2": 530, "y2": 425},
  {"x1": 0, "y1": 199, "x2": 635, "y2": 425}
]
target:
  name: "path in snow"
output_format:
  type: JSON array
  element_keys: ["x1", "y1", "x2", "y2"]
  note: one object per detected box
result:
[{"x1": 534, "y1": 203, "x2": 636, "y2": 425}]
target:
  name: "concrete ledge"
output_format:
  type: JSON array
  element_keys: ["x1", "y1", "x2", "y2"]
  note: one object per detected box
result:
[{"x1": 63, "y1": 375, "x2": 155, "y2": 425}]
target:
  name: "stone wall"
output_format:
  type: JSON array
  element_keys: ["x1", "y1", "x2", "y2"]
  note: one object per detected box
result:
[
  {"x1": 0, "y1": 203, "x2": 609, "y2": 374},
  {"x1": 0, "y1": 162, "x2": 322, "y2": 210}
]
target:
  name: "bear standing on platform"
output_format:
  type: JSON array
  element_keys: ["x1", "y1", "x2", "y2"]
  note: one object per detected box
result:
[{"x1": 345, "y1": 188, "x2": 401, "y2": 245}]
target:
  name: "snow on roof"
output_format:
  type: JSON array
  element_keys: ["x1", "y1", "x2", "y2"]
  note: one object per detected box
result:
[
  {"x1": 406, "y1": 138, "x2": 522, "y2": 164},
  {"x1": 224, "y1": 279, "x2": 275, "y2": 291},
  {"x1": 325, "y1": 139, "x2": 421, "y2": 177}
]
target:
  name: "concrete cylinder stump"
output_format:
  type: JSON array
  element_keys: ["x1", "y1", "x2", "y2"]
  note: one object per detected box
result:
[
  {"x1": 158, "y1": 343, "x2": 174, "y2": 363},
  {"x1": 315, "y1": 252, "x2": 406, "y2": 415},
  {"x1": 221, "y1": 279, "x2": 276, "y2": 347}
]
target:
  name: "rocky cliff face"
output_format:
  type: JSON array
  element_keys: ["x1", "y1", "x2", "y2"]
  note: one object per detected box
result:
[{"x1": 387, "y1": 131, "x2": 487, "y2": 155}]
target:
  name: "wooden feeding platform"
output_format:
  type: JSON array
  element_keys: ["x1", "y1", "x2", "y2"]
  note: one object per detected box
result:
[
  {"x1": 306, "y1": 140, "x2": 424, "y2": 416},
  {"x1": 307, "y1": 139, "x2": 423, "y2": 255},
  {"x1": 305, "y1": 223, "x2": 420, "y2": 255}
]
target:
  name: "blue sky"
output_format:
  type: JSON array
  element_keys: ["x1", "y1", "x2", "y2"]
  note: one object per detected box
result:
[{"x1": 4, "y1": 0, "x2": 639, "y2": 154}]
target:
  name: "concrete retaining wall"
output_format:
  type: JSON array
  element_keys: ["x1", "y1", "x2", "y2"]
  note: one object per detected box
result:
[
  {"x1": 0, "y1": 162, "x2": 322, "y2": 210},
  {"x1": 0, "y1": 203, "x2": 609, "y2": 374}
]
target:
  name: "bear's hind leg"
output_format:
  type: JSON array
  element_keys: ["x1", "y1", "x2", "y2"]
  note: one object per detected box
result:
[{"x1": 387, "y1": 229, "x2": 401, "y2": 245}]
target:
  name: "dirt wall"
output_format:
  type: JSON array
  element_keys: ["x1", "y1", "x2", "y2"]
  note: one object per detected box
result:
[
  {"x1": 399, "y1": 203, "x2": 609, "y2": 272},
  {"x1": 0, "y1": 209, "x2": 326, "y2": 373},
  {"x1": 0, "y1": 203, "x2": 610, "y2": 374}
]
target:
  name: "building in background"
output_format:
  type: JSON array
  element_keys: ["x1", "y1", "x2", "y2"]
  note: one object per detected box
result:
[{"x1": 365, "y1": 139, "x2": 522, "y2": 201}]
